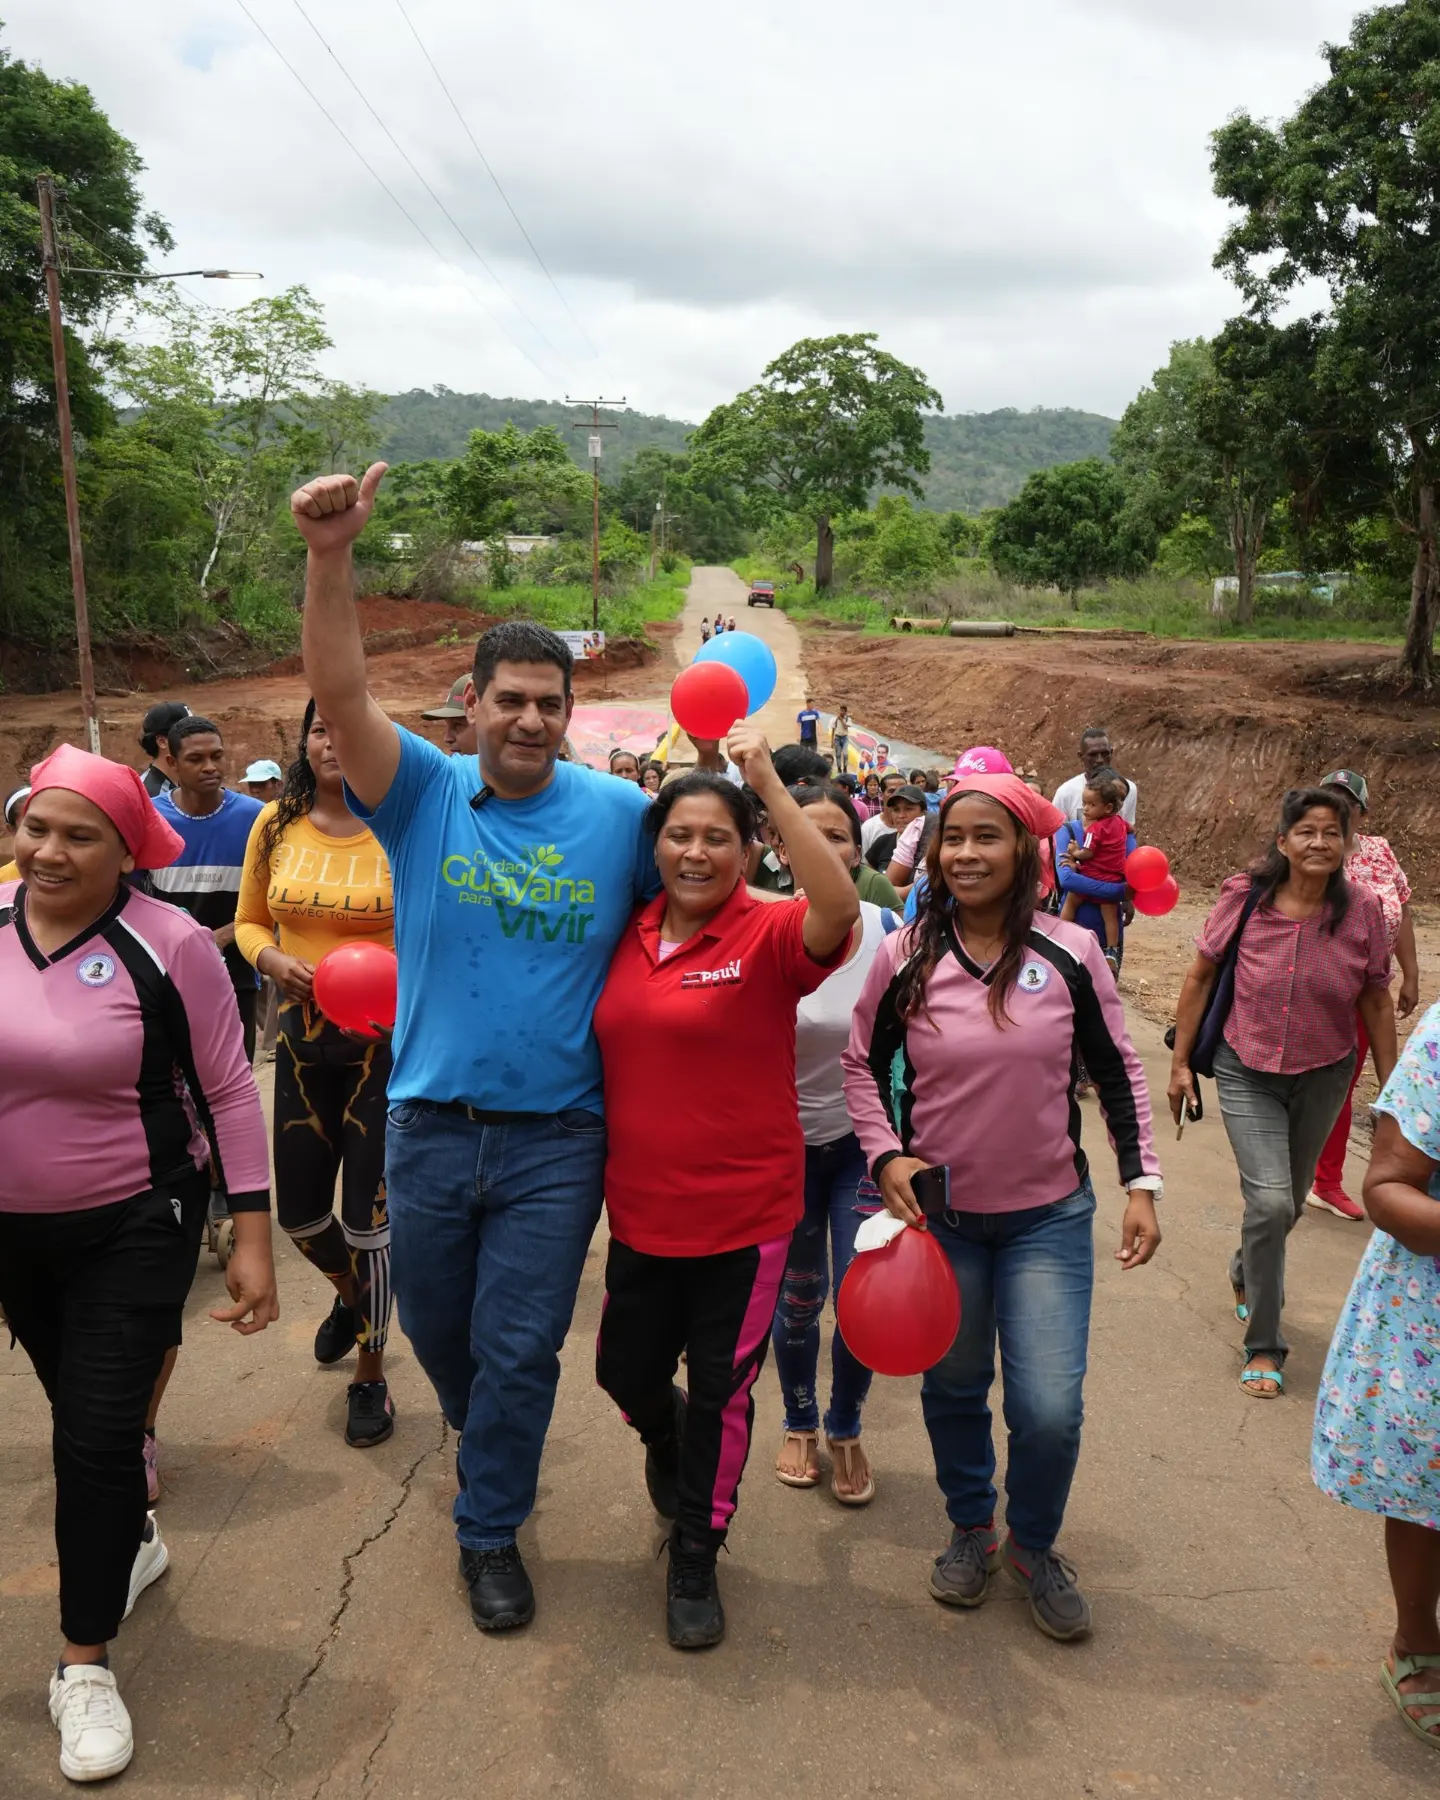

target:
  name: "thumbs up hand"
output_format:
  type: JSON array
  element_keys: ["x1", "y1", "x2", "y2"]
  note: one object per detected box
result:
[{"x1": 290, "y1": 462, "x2": 388, "y2": 556}]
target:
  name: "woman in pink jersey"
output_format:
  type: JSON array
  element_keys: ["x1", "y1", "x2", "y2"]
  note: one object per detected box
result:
[
  {"x1": 0, "y1": 746, "x2": 277, "y2": 1785},
  {"x1": 843, "y1": 774, "x2": 1162, "y2": 1644}
]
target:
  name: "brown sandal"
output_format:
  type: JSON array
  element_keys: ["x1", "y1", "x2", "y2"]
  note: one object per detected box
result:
[
  {"x1": 775, "y1": 1430, "x2": 821, "y2": 1488},
  {"x1": 826, "y1": 1436, "x2": 876, "y2": 1506}
]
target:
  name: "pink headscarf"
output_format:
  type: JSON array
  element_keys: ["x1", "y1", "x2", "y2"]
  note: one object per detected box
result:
[
  {"x1": 950, "y1": 745, "x2": 1013, "y2": 779},
  {"x1": 945, "y1": 772, "x2": 1065, "y2": 841},
  {"x1": 28, "y1": 743, "x2": 184, "y2": 869}
]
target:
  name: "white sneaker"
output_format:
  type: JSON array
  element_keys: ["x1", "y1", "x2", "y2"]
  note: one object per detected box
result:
[
  {"x1": 122, "y1": 1513, "x2": 169, "y2": 1620},
  {"x1": 49, "y1": 1663, "x2": 134, "y2": 1782}
]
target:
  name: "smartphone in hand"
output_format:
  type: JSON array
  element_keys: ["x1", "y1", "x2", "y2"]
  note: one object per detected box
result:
[{"x1": 911, "y1": 1164, "x2": 952, "y2": 1217}]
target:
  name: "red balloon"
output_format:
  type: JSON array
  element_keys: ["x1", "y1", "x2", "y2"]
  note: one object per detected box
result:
[
  {"x1": 312, "y1": 942, "x2": 398, "y2": 1039},
  {"x1": 836, "y1": 1226, "x2": 961, "y2": 1377},
  {"x1": 1125, "y1": 845, "x2": 1171, "y2": 892},
  {"x1": 1133, "y1": 874, "x2": 1180, "y2": 916},
  {"x1": 671, "y1": 661, "x2": 749, "y2": 740}
]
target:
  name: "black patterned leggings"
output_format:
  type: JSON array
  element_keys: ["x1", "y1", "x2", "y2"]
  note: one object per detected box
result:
[{"x1": 273, "y1": 1004, "x2": 392, "y2": 1352}]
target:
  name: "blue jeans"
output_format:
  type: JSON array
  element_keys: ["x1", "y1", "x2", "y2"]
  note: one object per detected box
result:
[
  {"x1": 771, "y1": 1133, "x2": 879, "y2": 1439},
  {"x1": 922, "y1": 1180, "x2": 1096, "y2": 1552},
  {"x1": 384, "y1": 1102, "x2": 606, "y2": 1551}
]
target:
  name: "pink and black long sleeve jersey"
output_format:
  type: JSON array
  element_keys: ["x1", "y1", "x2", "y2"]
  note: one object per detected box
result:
[
  {"x1": 0, "y1": 880, "x2": 270, "y2": 1215},
  {"x1": 842, "y1": 913, "x2": 1161, "y2": 1213}
]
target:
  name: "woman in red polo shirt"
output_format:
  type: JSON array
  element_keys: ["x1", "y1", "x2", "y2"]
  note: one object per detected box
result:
[
  {"x1": 593, "y1": 724, "x2": 859, "y2": 1651},
  {"x1": 1169, "y1": 786, "x2": 1397, "y2": 1399}
]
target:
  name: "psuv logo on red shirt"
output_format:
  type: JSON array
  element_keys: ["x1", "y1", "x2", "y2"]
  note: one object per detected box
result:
[{"x1": 680, "y1": 958, "x2": 743, "y2": 989}]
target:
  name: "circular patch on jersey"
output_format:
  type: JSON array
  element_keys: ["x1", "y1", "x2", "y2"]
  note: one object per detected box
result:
[
  {"x1": 1017, "y1": 959, "x2": 1050, "y2": 994},
  {"x1": 76, "y1": 951, "x2": 116, "y2": 988}
]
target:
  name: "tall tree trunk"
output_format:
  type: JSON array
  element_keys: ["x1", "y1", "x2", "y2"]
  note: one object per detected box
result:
[
  {"x1": 1401, "y1": 477, "x2": 1439, "y2": 688},
  {"x1": 1229, "y1": 491, "x2": 1265, "y2": 627},
  {"x1": 814, "y1": 513, "x2": 834, "y2": 593}
]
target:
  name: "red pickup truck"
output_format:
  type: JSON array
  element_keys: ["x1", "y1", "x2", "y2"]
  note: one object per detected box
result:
[{"x1": 746, "y1": 581, "x2": 775, "y2": 608}]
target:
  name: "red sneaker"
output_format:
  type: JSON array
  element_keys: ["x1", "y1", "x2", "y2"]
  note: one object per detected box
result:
[{"x1": 1307, "y1": 1185, "x2": 1364, "y2": 1222}]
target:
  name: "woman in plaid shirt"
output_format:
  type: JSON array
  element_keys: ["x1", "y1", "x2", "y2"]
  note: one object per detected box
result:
[{"x1": 1167, "y1": 787, "x2": 1397, "y2": 1398}]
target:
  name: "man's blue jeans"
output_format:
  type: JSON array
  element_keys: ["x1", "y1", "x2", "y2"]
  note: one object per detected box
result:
[
  {"x1": 922, "y1": 1180, "x2": 1096, "y2": 1553},
  {"x1": 384, "y1": 1102, "x2": 606, "y2": 1551},
  {"x1": 771, "y1": 1133, "x2": 879, "y2": 1440}
]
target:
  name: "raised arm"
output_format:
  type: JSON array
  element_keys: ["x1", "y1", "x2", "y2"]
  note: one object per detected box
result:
[{"x1": 291, "y1": 464, "x2": 400, "y2": 811}]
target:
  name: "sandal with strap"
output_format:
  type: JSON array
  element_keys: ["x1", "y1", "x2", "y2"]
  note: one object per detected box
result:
[
  {"x1": 775, "y1": 1430, "x2": 821, "y2": 1489},
  {"x1": 826, "y1": 1436, "x2": 876, "y2": 1507},
  {"x1": 1382, "y1": 1653, "x2": 1440, "y2": 1749},
  {"x1": 1231, "y1": 1279, "x2": 1249, "y2": 1324},
  {"x1": 1239, "y1": 1362, "x2": 1284, "y2": 1397}
]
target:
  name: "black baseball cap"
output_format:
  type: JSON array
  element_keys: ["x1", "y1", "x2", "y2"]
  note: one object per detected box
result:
[
  {"x1": 139, "y1": 701, "x2": 190, "y2": 754},
  {"x1": 894, "y1": 785, "x2": 928, "y2": 807}
]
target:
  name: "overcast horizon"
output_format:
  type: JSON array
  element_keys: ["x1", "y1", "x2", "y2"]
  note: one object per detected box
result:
[{"x1": 12, "y1": 0, "x2": 1365, "y2": 424}]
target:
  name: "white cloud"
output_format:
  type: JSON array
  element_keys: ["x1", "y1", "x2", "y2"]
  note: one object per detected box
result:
[{"x1": 9, "y1": 0, "x2": 1366, "y2": 421}]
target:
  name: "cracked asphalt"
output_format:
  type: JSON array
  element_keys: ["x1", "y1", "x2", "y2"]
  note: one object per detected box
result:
[{"x1": 3, "y1": 1020, "x2": 1438, "y2": 1797}]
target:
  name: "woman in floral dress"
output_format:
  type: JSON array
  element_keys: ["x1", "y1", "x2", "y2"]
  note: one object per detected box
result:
[{"x1": 1312, "y1": 1002, "x2": 1440, "y2": 1749}]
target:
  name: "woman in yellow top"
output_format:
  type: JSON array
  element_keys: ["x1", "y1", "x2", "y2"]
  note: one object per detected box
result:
[{"x1": 237, "y1": 701, "x2": 397, "y2": 1448}]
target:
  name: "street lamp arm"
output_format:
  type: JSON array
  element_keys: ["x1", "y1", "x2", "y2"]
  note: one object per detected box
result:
[{"x1": 57, "y1": 267, "x2": 264, "y2": 280}]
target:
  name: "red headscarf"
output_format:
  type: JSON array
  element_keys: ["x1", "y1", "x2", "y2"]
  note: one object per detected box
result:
[
  {"x1": 28, "y1": 743, "x2": 184, "y2": 869},
  {"x1": 946, "y1": 773, "x2": 1065, "y2": 841}
]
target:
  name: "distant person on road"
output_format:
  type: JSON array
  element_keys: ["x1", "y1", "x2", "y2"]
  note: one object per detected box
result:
[
  {"x1": 1306, "y1": 770, "x2": 1421, "y2": 1222},
  {"x1": 422, "y1": 675, "x2": 478, "y2": 757},
  {"x1": 797, "y1": 699, "x2": 821, "y2": 748},
  {"x1": 593, "y1": 733, "x2": 858, "y2": 1649},
  {"x1": 137, "y1": 700, "x2": 190, "y2": 797},
  {"x1": 1167, "y1": 787, "x2": 1396, "y2": 1399},
  {"x1": 843, "y1": 772, "x2": 1161, "y2": 1643},
  {"x1": 1053, "y1": 726, "x2": 1138, "y2": 826},
  {"x1": 726, "y1": 615, "x2": 737, "y2": 632},
  {"x1": 289, "y1": 461, "x2": 660, "y2": 1636},
  {"x1": 700, "y1": 620, "x2": 712, "y2": 644},
  {"x1": 1313, "y1": 1002, "x2": 1440, "y2": 1750},
  {"x1": 832, "y1": 706, "x2": 851, "y2": 772},
  {"x1": 0, "y1": 744, "x2": 276, "y2": 1785},
  {"x1": 241, "y1": 759, "x2": 284, "y2": 803},
  {"x1": 236, "y1": 700, "x2": 397, "y2": 1449}
]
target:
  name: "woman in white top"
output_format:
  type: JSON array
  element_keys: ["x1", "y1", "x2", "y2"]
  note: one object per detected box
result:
[{"x1": 769, "y1": 783, "x2": 900, "y2": 1504}]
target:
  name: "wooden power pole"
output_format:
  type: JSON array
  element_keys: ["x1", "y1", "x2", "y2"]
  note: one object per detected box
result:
[
  {"x1": 567, "y1": 397, "x2": 624, "y2": 632},
  {"x1": 38, "y1": 176, "x2": 101, "y2": 753}
]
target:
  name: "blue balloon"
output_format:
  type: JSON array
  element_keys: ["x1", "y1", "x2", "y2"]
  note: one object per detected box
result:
[{"x1": 696, "y1": 630, "x2": 777, "y2": 713}]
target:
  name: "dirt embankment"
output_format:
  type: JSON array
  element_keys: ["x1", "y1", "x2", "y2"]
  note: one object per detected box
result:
[{"x1": 803, "y1": 631, "x2": 1440, "y2": 898}]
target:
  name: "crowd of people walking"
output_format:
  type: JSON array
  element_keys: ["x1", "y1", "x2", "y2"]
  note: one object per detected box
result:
[{"x1": 2, "y1": 458, "x2": 1438, "y2": 1778}]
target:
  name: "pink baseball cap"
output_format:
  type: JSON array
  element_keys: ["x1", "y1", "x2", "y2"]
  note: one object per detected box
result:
[{"x1": 950, "y1": 745, "x2": 1013, "y2": 779}]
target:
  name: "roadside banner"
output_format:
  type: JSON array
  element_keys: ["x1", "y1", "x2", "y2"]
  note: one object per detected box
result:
[{"x1": 560, "y1": 631, "x2": 607, "y2": 660}]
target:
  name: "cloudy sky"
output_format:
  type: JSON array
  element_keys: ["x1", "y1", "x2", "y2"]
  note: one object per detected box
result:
[{"x1": 14, "y1": 0, "x2": 1364, "y2": 423}]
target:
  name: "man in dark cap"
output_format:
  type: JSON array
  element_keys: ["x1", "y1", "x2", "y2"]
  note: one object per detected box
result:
[{"x1": 138, "y1": 701, "x2": 190, "y2": 796}]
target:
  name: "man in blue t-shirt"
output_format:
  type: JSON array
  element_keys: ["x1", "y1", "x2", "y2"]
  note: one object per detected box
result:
[
  {"x1": 796, "y1": 699, "x2": 820, "y2": 748},
  {"x1": 291, "y1": 461, "x2": 659, "y2": 1636}
]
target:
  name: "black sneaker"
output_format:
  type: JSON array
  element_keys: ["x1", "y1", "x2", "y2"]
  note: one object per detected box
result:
[
  {"x1": 459, "y1": 1544, "x2": 535, "y2": 1632},
  {"x1": 345, "y1": 1380, "x2": 395, "y2": 1448},
  {"x1": 314, "y1": 1296, "x2": 359, "y2": 1366},
  {"x1": 644, "y1": 1386, "x2": 687, "y2": 1522},
  {"x1": 665, "y1": 1530, "x2": 724, "y2": 1650}
]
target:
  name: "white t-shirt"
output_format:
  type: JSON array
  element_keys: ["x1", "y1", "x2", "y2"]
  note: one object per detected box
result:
[
  {"x1": 795, "y1": 902, "x2": 888, "y2": 1146},
  {"x1": 860, "y1": 812, "x2": 893, "y2": 853},
  {"x1": 1053, "y1": 772, "x2": 1138, "y2": 826}
]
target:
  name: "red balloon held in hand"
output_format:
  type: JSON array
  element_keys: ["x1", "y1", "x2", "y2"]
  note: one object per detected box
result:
[
  {"x1": 312, "y1": 942, "x2": 398, "y2": 1039},
  {"x1": 1125, "y1": 845, "x2": 1171, "y2": 892},
  {"x1": 1133, "y1": 874, "x2": 1180, "y2": 917},
  {"x1": 836, "y1": 1225, "x2": 961, "y2": 1378},
  {"x1": 671, "y1": 661, "x2": 749, "y2": 740}
]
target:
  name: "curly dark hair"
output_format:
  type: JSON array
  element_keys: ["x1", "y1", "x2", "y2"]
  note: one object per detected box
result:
[
  {"x1": 893, "y1": 787, "x2": 1042, "y2": 1029},
  {"x1": 1250, "y1": 786, "x2": 1352, "y2": 935},
  {"x1": 254, "y1": 699, "x2": 319, "y2": 871}
]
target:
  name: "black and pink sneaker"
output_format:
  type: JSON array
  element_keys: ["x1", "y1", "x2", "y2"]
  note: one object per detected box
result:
[{"x1": 345, "y1": 1379, "x2": 395, "y2": 1448}]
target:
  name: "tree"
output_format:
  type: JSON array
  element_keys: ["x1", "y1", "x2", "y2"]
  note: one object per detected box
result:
[
  {"x1": 691, "y1": 332, "x2": 941, "y2": 591},
  {"x1": 0, "y1": 34, "x2": 172, "y2": 641},
  {"x1": 858, "y1": 495, "x2": 949, "y2": 591},
  {"x1": 606, "y1": 446, "x2": 748, "y2": 562},
  {"x1": 442, "y1": 421, "x2": 588, "y2": 539},
  {"x1": 989, "y1": 460, "x2": 1144, "y2": 603},
  {"x1": 1112, "y1": 324, "x2": 1321, "y2": 624},
  {"x1": 1211, "y1": 2, "x2": 1440, "y2": 680}
]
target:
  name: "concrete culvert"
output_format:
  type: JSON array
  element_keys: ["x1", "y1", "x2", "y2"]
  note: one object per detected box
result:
[{"x1": 948, "y1": 620, "x2": 1016, "y2": 638}]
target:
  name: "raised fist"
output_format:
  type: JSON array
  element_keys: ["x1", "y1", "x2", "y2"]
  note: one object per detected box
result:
[{"x1": 290, "y1": 462, "x2": 388, "y2": 556}]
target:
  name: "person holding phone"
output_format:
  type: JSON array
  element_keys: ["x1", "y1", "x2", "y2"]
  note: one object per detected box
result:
[
  {"x1": 593, "y1": 726, "x2": 858, "y2": 1650},
  {"x1": 842, "y1": 772, "x2": 1162, "y2": 1643}
]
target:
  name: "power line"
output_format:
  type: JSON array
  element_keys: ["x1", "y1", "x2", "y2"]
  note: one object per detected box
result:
[
  {"x1": 391, "y1": 0, "x2": 598, "y2": 358},
  {"x1": 231, "y1": 0, "x2": 557, "y2": 385},
  {"x1": 285, "y1": 0, "x2": 571, "y2": 374}
]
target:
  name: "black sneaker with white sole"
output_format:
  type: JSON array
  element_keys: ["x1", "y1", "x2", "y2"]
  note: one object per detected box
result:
[
  {"x1": 644, "y1": 1385, "x2": 687, "y2": 1522},
  {"x1": 460, "y1": 1544, "x2": 535, "y2": 1631},
  {"x1": 665, "y1": 1530, "x2": 724, "y2": 1650},
  {"x1": 345, "y1": 1379, "x2": 395, "y2": 1447},
  {"x1": 314, "y1": 1295, "x2": 359, "y2": 1365}
]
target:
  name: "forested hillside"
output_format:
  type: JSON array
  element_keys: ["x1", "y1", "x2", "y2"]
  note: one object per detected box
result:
[{"x1": 377, "y1": 387, "x2": 1116, "y2": 509}]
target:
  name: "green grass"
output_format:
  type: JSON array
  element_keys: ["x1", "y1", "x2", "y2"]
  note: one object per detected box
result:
[{"x1": 474, "y1": 559, "x2": 692, "y2": 640}]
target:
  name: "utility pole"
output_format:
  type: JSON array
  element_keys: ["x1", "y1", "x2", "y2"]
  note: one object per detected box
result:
[
  {"x1": 567, "y1": 397, "x2": 624, "y2": 632},
  {"x1": 38, "y1": 176, "x2": 100, "y2": 754}
]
